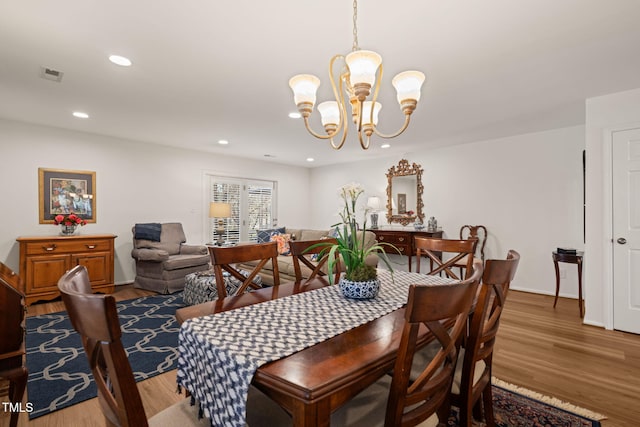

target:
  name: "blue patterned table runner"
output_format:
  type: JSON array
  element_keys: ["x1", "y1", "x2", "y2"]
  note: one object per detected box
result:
[{"x1": 177, "y1": 269, "x2": 455, "y2": 427}]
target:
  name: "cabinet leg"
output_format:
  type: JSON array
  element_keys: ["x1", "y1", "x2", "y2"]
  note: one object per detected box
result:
[{"x1": 553, "y1": 259, "x2": 560, "y2": 308}]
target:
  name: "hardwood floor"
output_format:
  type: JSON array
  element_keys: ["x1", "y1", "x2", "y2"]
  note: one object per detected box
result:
[{"x1": 2, "y1": 286, "x2": 638, "y2": 426}]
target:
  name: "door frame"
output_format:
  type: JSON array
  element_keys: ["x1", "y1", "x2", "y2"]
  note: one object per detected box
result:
[{"x1": 602, "y1": 123, "x2": 640, "y2": 330}]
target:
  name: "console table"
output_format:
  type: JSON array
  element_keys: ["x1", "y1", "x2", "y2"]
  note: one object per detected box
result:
[
  {"x1": 16, "y1": 234, "x2": 116, "y2": 305},
  {"x1": 368, "y1": 228, "x2": 443, "y2": 272}
]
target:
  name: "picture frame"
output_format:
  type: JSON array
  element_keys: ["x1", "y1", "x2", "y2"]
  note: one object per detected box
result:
[
  {"x1": 397, "y1": 193, "x2": 407, "y2": 214},
  {"x1": 38, "y1": 168, "x2": 96, "y2": 224}
]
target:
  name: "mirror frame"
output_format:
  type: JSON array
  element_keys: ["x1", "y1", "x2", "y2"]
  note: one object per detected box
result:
[{"x1": 385, "y1": 159, "x2": 424, "y2": 226}]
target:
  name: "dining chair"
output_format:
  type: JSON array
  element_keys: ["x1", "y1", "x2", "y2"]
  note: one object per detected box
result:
[
  {"x1": 57, "y1": 265, "x2": 281, "y2": 427},
  {"x1": 450, "y1": 250, "x2": 520, "y2": 427},
  {"x1": 209, "y1": 241, "x2": 279, "y2": 298},
  {"x1": 289, "y1": 238, "x2": 340, "y2": 284},
  {"x1": 331, "y1": 261, "x2": 483, "y2": 427},
  {"x1": 414, "y1": 237, "x2": 478, "y2": 280},
  {"x1": 0, "y1": 262, "x2": 28, "y2": 427},
  {"x1": 454, "y1": 225, "x2": 488, "y2": 277}
]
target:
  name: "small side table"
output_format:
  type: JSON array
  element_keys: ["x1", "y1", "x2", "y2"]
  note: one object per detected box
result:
[{"x1": 552, "y1": 251, "x2": 584, "y2": 317}]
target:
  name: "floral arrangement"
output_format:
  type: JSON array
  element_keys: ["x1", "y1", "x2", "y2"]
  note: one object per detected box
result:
[
  {"x1": 311, "y1": 183, "x2": 397, "y2": 284},
  {"x1": 53, "y1": 213, "x2": 87, "y2": 227}
]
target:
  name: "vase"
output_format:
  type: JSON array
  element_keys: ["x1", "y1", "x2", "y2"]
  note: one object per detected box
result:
[
  {"x1": 60, "y1": 224, "x2": 77, "y2": 236},
  {"x1": 338, "y1": 276, "x2": 380, "y2": 300}
]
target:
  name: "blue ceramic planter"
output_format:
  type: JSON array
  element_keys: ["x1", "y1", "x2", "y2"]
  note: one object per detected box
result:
[{"x1": 339, "y1": 277, "x2": 380, "y2": 300}]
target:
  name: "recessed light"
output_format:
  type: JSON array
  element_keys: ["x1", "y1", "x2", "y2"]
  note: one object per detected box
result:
[
  {"x1": 381, "y1": 143, "x2": 391, "y2": 149},
  {"x1": 288, "y1": 112, "x2": 302, "y2": 119},
  {"x1": 217, "y1": 140, "x2": 229, "y2": 145},
  {"x1": 109, "y1": 55, "x2": 132, "y2": 67},
  {"x1": 72, "y1": 111, "x2": 89, "y2": 119},
  {"x1": 306, "y1": 157, "x2": 315, "y2": 162}
]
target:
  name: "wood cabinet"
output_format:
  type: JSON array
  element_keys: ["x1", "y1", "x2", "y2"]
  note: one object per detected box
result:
[
  {"x1": 16, "y1": 234, "x2": 116, "y2": 305},
  {"x1": 369, "y1": 228, "x2": 443, "y2": 272}
]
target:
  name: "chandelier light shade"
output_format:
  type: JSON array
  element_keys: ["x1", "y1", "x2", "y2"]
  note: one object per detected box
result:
[{"x1": 288, "y1": 0, "x2": 425, "y2": 150}]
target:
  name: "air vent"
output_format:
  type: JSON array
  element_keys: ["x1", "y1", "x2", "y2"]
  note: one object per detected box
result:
[{"x1": 39, "y1": 66, "x2": 64, "y2": 82}]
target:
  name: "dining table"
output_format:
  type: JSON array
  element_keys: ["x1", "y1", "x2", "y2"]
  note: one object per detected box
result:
[{"x1": 175, "y1": 269, "x2": 456, "y2": 427}]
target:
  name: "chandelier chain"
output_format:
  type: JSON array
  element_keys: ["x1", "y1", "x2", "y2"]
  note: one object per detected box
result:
[{"x1": 352, "y1": 0, "x2": 359, "y2": 51}]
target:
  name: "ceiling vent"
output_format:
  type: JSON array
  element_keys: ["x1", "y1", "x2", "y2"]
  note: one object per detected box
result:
[{"x1": 39, "y1": 66, "x2": 64, "y2": 82}]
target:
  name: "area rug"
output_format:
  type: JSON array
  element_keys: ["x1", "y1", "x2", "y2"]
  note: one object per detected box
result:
[
  {"x1": 25, "y1": 292, "x2": 184, "y2": 419},
  {"x1": 454, "y1": 377, "x2": 606, "y2": 427}
]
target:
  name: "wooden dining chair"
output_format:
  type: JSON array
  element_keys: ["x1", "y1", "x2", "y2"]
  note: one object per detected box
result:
[
  {"x1": 209, "y1": 242, "x2": 279, "y2": 298},
  {"x1": 330, "y1": 261, "x2": 483, "y2": 427},
  {"x1": 58, "y1": 265, "x2": 283, "y2": 427},
  {"x1": 0, "y1": 262, "x2": 28, "y2": 427},
  {"x1": 57, "y1": 265, "x2": 209, "y2": 427},
  {"x1": 289, "y1": 238, "x2": 340, "y2": 284},
  {"x1": 450, "y1": 250, "x2": 520, "y2": 427},
  {"x1": 414, "y1": 237, "x2": 478, "y2": 280},
  {"x1": 454, "y1": 225, "x2": 488, "y2": 277}
]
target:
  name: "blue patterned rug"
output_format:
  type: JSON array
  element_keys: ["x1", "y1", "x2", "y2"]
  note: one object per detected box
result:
[{"x1": 25, "y1": 292, "x2": 184, "y2": 419}]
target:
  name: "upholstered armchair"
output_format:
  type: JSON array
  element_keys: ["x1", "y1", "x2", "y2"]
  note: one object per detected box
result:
[{"x1": 131, "y1": 222, "x2": 210, "y2": 293}]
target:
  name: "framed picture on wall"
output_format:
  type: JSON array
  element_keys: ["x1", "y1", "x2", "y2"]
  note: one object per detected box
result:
[
  {"x1": 397, "y1": 193, "x2": 407, "y2": 214},
  {"x1": 38, "y1": 168, "x2": 96, "y2": 224}
]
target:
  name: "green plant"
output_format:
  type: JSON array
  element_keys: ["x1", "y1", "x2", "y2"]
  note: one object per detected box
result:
[{"x1": 310, "y1": 183, "x2": 399, "y2": 284}]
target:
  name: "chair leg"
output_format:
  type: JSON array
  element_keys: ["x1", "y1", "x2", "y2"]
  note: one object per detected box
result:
[
  {"x1": 482, "y1": 382, "x2": 496, "y2": 427},
  {"x1": 8, "y1": 368, "x2": 28, "y2": 427}
]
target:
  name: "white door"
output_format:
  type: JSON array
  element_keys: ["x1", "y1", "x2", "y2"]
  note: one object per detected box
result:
[{"x1": 613, "y1": 127, "x2": 640, "y2": 334}]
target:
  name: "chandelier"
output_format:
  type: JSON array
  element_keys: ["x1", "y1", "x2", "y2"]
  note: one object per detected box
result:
[{"x1": 288, "y1": 0, "x2": 425, "y2": 150}]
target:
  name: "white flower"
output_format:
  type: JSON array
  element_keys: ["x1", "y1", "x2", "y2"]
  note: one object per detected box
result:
[{"x1": 338, "y1": 182, "x2": 364, "y2": 201}]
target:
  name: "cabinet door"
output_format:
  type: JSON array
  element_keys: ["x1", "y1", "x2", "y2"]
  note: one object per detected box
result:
[
  {"x1": 26, "y1": 254, "x2": 70, "y2": 293},
  {"x1": 73, "y1": 251, "x2": 111, "y2": 286}
]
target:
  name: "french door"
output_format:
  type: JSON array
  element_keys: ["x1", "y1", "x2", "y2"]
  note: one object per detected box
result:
[{"x1": 209, "y1": 176, "x2": 276, "y2": 243}]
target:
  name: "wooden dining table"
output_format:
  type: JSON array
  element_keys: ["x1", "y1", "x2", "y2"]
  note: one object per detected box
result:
[{"x1": 175, "y1": 271, "x2": 453, "y2": 427}]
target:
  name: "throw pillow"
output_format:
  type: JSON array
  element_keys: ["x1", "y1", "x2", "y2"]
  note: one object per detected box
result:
[
  {"x1": 256, "y1": 227, "x2": 286, "y2": 243},
  {"x1": 134, "y1": 223, "x2": 162, "y2": 241},
  {"x1": 270, "y1": 232, "x2": 292, "y2": 256}
]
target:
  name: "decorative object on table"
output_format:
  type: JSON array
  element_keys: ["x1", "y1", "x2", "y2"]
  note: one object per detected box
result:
[
  {"x1": 413, "y1": 219, "x2": 425, "y2": 230},
  {"x1": 38, "y1": 168, "x2": 96, "y2": 224},
  {"x1": 53, "y1": 213, "x2": 87, "y2": 235},
  {"x1": 427, "y1": 216, "x2": 438, "y2": 231},
  {"x1": 287, "y1": 0, "x2": 425, "y2": 151},
  {"x1": 366, "y1": 196, "x2": 381, "y2": 229},
  {"x1": 308, "y1": 183, "x2": 397, "y2": 299},
  {"x1": 209, "y1": 202, "x2": 232, "y2": 246}
]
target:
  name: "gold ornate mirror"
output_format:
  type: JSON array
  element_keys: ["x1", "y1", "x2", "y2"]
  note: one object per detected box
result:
[{"x1": 386, "y1": 159, "x2": 424, "y2": 226}]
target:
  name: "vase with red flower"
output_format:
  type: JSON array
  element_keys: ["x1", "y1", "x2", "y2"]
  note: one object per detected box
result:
[{"x1": 53, "y1": 213, "x2": 87, "y2": 236}]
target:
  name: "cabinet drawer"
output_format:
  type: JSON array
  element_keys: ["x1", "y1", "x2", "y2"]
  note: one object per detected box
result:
[
  {"x1": 25, "y1": 240, "x2": 110, "y2": 255},
  {"x1": 375, "y1": 233, "x2": 410, "y2": 245},
  {"x1": 383, "y1": 244, "x2": 411, "y2": 255}
]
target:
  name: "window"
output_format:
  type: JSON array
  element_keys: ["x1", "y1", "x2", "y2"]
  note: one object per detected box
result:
[{"x1": 209, "y1": 176, "x2": 276, "y2": 243}]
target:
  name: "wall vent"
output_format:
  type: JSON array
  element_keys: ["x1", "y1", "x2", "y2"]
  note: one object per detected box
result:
[{"x1": 39, "y1": 66, "x2": 64, "y2": 82}]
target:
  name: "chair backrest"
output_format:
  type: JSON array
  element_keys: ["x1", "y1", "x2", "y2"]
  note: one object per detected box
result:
[
  {"x1": 414, "y1": 237, "x2": 478, "y2": 279},
  {"x1": 209, "y1": 242, "x2": 279, "y2": 298},
  {"x1": 456, "y1": 250, "x2": 520, "y2": 423},
  {"x1": 289, "y1": 238, "x2": 340, "y2": 284},
  {"x1": 385, "y1": 261, "x2": 483, "y2": 427},
  {"x1": 0, "y1": 261, "x2": 26, "y2": 364},
  {"x1": 459, "y1": 225, "x2": 488, "y2": 261},
  {"x1": 58, "y1": 265, "x2": 149, "y2": 427}
]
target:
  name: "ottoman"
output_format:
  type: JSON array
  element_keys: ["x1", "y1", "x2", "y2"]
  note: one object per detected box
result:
[{"x1": 183, "y1": 270, "x2": 263, "y2": 306}]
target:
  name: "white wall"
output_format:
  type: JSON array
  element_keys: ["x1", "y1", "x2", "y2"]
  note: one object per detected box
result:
[
  {"x1": 310, "y1": 125, "x2": 586, "y2": 297},
  {"x1": 0, "y1": 119, "x2": 311, "y2": 285},
  {"x1": 585, "y1": 87, "x2": 640, "y2": 328}
]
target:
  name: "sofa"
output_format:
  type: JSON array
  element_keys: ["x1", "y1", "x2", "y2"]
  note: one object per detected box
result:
[
  {"x1": 131, "y1": 222, "x2": 210, "y2": 293},
  {"x1": 237, "y1": 227, "x2": 379, "y2": 285}
]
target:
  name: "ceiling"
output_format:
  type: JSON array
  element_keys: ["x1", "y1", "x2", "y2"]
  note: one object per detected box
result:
[{"x1": 2, "y1": 1, "x2": 640, "y2": 168}]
